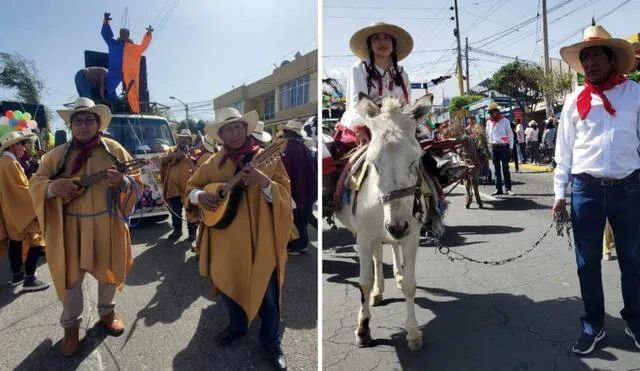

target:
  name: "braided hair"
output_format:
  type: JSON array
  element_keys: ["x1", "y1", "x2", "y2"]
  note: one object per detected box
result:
[{"x1": 365, "y1": 34, "x2": 405, "y2": 87}]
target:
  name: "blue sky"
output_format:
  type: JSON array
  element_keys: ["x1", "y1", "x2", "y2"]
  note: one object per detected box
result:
[
  {"x1": 323, "y1": 0, "x2": 640, "y2": 105},
  {"x1": 0, "y1": 0, "x2": 317, "y2": 131}
]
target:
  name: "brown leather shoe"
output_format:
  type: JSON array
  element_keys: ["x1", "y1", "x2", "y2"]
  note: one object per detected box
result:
[
  {"x1": 61, "y1": 325, "x2": 80, "y2": 357},
  {"x1": 98, "y1": 312, "x2": 125, "y2": 336}
]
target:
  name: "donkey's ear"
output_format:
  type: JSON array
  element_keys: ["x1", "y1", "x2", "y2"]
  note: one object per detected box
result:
[
  {"x1": 405, "y1": 93, "x2": 433, "y2": 121},
  {"x1": 356, "y1": 93, "x2": 380, "y2": 118}
]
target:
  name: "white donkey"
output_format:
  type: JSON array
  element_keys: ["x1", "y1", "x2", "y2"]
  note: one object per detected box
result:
[{"x1": 336, "y1": 93, "x2": 436, "y2": 351}]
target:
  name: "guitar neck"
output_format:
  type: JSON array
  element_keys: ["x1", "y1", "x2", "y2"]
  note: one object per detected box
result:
[{"x1": 76, "y1": 169, "x2": 111, "y2": 188}]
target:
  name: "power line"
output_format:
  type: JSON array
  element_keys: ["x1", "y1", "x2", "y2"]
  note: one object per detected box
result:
[
  {"x1": 323, "y1": 5, "x2": 445, "y2": 10},
  {"x1": 324, "y1": 48, "x2": 454, "y2": 58},
  {"x1": 326, "y1": 16, "x2": 449, "y2": 20}
]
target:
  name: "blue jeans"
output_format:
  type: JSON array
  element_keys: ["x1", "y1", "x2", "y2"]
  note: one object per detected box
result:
[
  {"x1": 75, "y1": 71, "x2": 93, "y2": 99},
  {"x1": 220, "y1": 270, "x2": 281, "y2": 346},
  {"x1": 168, "y1": 197, "x2": 196, "y2": 237},
  {"x1": 517, "y1": 143, "x2": 526, "y2": 163},
  {"x1": 571, "y1": 170, "x2": 640, "y2": 330},
  {"x1": 491, "y1": 145, "x2": 511, "y2": 191},
  {"x1": 288, "y1": 203, "x2": 313, "y2": 251}
]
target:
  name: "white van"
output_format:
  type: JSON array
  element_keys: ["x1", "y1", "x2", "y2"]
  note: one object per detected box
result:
[{"x1": 103, "y1": 114, "x2": 175, "y2": 218}]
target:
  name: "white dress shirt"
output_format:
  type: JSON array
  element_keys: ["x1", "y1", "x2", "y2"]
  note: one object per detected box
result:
[
  {"x1": 525, "y1": 127, "x2": 539, "y2": 143},
  {"x1": 553, "y1": 79, "x2": 640, "y2": 200},
  {"x1": 485, "y1": 117, "x2": 514, "y2": 148},
  {"x1": 341, "y1": 59, "x2": 411, "y2": 130},
  {"x1": 515, "y1": 124, "x2": 525, "y2": 142}
]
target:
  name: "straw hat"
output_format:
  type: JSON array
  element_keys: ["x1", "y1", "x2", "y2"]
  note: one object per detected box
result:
[
  {"x1": 252, "y1": 121, "x2": 272, "y2": 143},
  {"x1": 201, "y1": 134, "x2": 216, "y2": 153},
  {"x1": 0, "y1": 130, "x2": 36, "y2": 153},
  {"x1": 206, "y1": 107, "x2": 258, "y2": 139},
  {"x1": 559, "y1": 22, "x2": 635, "y2": 75},
  {"x1": 349, "y1": 22, "x2": 413, "y2": 61},
  {"x1": 282, "y1": 119, "x2": 308, "y2": 137},
  {"x1": 487, "y1": 102, "x2": 500, "y2": 111},
  {"x1": 177, "y1": 128, "x2": 194, "y2": 141},
  {"x1": 57, "y1": 97, "x2": 112, "y2": 131},
  {"x1": 528, "y1": 120, "x2": 537, "y2": 127}
]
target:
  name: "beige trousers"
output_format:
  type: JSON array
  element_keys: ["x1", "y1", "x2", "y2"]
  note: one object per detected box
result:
[{"x1": 60, "y1": 272, "x2": 117, "y2": 328}]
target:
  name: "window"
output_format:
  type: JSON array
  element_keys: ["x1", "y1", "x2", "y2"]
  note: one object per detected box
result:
[
  {"x1": 230, "y1": 101, "x2": 243, "y2": 113},
  {"x1": 279, "y1": 75, "x2": 310, "y2": 110},
  {"x1": 264, "y1": 92, "x2": 275, "y2": 120},
  {"x1": 104, "y1": 117, "x2": 175, "y2": 154}
]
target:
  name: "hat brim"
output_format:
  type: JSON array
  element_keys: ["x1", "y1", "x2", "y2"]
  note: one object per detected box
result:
[
  {"x1": 57, "y1": 104, "x2": 112, "y2": 131},
  {"x1": 0, "y1": 132, "x2": 36, "y2": 153},
  {"x1": 202, "y1": 135, "x2": 216, "y2": 153},
  {"x1": 560, "y1": 38, "x2": 636, "y2": 74},
  {"x1": 206, "y1": 110, "x2": 259, "y2": 139},
  {"x1": 350, "y1": 23, "x2": 414, "y2": 61},
  {"x1": 282, "y1": 126, "x2": 308, "y2": 138},
  {"x1": 252, "y1": 131, "x2": 272, "y2": 143}
]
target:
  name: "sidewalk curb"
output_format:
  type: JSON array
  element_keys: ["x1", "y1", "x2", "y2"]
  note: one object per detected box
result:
[{"x1": 509, "y1": 162, "x2": 553, "y2": 172}]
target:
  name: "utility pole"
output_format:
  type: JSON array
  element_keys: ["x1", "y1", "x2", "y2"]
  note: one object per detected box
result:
[
  {"x1": 453, "y1": 0, "x2": 464, "y2": 95},
  {"x1": 465, "y1": 37, "x2": 470, "y2": 94},
  {"x1": 542, "y1": 0, "x2": 553, "y2": 117},
  {"x1": 170, "y1": 96, "x2": 189, "y2": 122}
]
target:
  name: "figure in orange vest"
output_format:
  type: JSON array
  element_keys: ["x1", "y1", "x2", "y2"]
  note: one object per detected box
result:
[{"x1": 122, "y1": 25, "x2": 153, "y2": 113}]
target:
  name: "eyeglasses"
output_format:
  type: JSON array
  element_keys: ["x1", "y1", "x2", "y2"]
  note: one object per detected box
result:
[{"x1": 71, "y1": 118, "x2": 98, "y2": 127}]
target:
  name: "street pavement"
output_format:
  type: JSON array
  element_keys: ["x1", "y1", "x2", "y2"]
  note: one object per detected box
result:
[
  {"x1": 0, "y1": 215, "x2": 317, "y2": 370},
  {"x1": 323, "y1": 167, "x2": 640, "y2": 370}
]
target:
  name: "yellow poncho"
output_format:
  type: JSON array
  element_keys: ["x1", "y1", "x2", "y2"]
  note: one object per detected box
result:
[
  {"x1": 160, "y1": 146, "x2": 195, "y2": 200},
  {"x1": 185, "y1": 149, "x2": 293, "y2": 322},
  {"x1": 29, "y1": 138, "x2": 142, "y2": 300},
  {"x1": 0, "y1": 155, "x2": 43, "y2": 260}
]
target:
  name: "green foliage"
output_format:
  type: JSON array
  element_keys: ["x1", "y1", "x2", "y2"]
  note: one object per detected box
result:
[
  {"x1": 488, "y1": 61, "x2": 543, "y2": 115},
  {"x1": 448, "y1": 95, "x2": 484, "y2": 113},
  {"x1": 628, "y1": 71, "x2": 640, "y2": 83},
  {"x1": 0, "y1": 53, "x2": 43, "y2": 103},
  {"x1": 177, "y1": 119, "x2": 206, "y2": 134},
  {"x1": 537, "y1": 71, "x2": 575, "y2": 108}
]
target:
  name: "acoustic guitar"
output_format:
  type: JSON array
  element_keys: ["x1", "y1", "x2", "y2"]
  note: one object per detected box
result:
[{"x1": 201, "y1": 138, "x2": 287, "y2": 228}]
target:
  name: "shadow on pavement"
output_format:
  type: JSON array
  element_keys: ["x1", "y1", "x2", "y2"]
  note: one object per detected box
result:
[
  {"x1": 348, "y1": 286, "x2": 637, "y2": 370},
  {"x1": 13, "y1": 326, "x2": 112, "y2": 371}
]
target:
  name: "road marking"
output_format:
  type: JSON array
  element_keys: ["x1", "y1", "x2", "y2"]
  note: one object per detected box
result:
[{"x1": 456, "y1": 184, "x2": 500, "y2": 201}]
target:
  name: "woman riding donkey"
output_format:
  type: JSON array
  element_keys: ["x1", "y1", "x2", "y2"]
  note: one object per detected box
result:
[{"x1": 333, "y1": 22, "x2": 413, "y2": 151}]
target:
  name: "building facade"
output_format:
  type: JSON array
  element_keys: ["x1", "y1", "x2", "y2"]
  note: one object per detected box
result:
[{"x1": 214, "y1": 49, "x2": 318, "y2": 135}]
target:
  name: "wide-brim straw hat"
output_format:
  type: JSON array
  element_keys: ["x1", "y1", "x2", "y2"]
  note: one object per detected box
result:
[
  {"x1": 202, "y1": 134, "x2": 216, "y2": 153},
  {"x1": 177, "y1": 128, "x2": 195, "y2": 141},
  {"x1": 0, "y1": 130, "x2": 36, "y2": 153},
  {"x1": 57, "y1": 97, "x2": 112, "y2": 131},
  {"x1": 252, "y1": 121, "x2": 272, "y2": 143},
  {"x1": 349, "y1": 22, "x2": 413, "y2": 61},
  {"x1": 282, "y1": 119, "x2": 308, "y2": 137},
  {"x1": 206, "y1": 107, "x2": 258, "y2": 139},
  {"x1": 487, "y1": 102, "x2": 500, "y2": 111},
  {"x1": 560, "y1": 23, "x2": 635, "y2": 75}
]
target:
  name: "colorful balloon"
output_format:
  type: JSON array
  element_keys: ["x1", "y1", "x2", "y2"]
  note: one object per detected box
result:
[
  {"x1": 14, "y1": 111, "x2": 23, "y2": 120},
  {"x1": 27, "y1": 120, "x2": 38, "y2": 129},
  {"x1": 0, "y1": 126, "x2": 13, "y2": 136},
  {"x1": 0, "y1": 116, "x2": 9, "y2": 126},
  {"x1": 9, "y1": 118, "x2": 18, "y2": 127},
  {"x1": 23, "y1": 112, "x2": 32, "y2": 121},
  {"x1": 18, "y1": 119, "x2": 27, "y2": 127},
  {"x1": 5, "y1": 110, "x2": 14, "y2": 119}
]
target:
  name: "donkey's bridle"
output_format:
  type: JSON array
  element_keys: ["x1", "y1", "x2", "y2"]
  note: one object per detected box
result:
[{"x1": 379, "y1": 179, "x2": 425, "y2": 222}]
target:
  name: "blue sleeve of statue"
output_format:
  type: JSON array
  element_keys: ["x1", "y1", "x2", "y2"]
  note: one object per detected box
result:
[{"x1": 102, "y1": 22, "x2": 116, "y2": 47}]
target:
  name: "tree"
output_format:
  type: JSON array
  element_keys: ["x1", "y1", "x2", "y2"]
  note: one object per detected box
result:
[
  {"x1": 448, "y1": 95, "x2": 484, "y2": 113},
  {"x1": 628, "y1": 71, "x2": 640, "y2": 83},
  {"x1": 537, "y1": 71, "x2": 574, "y2": 110},
  {"x1": 177, "y1": 119, "x2": 206, "y2": 134},
  {"x1": 488, "y1": 61, "x2": 543, "y2": 118},
  {"x1": 0, "y1": 53, "x2": 43, "y2": 103}
]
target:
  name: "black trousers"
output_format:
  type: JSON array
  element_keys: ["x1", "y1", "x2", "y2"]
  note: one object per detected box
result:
[{"x1": 8, "y1": 240, "x2": 41, "y2": 277}]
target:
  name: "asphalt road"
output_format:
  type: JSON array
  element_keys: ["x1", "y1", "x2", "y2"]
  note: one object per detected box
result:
[
  {"x1": 322, "y1": 167, "x2": 639, "y2": 371},
  {"x1": 0, "y1": 214, "x2": 317, "y2": 370}
]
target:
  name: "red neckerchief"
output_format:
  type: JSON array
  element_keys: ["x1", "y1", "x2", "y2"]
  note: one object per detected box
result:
[
  {"x1": 71, "y1": 133, "x2": 102, "y2": 175},
  {"x1": 219, "y1": 136, "x2": 260, "y2": 169},
  {"x1": 577, "y1": 73, "x2": 627, "y2": 120},
  {"x1": 488, "y1": 113, "x2": 503, "y2": 127}
]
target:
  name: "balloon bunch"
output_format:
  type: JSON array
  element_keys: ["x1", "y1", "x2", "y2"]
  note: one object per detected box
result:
[{"x1": 0, "y1": 110, "x2": 38, "y2": 131}]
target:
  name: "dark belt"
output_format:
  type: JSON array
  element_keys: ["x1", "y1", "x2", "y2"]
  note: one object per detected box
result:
[
  {"x1": 574, "y1": 169, "x2": 640, "y2": 186},
  {"x1": 491, "y1": 143, "x2": 509, "y2": 147}
]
